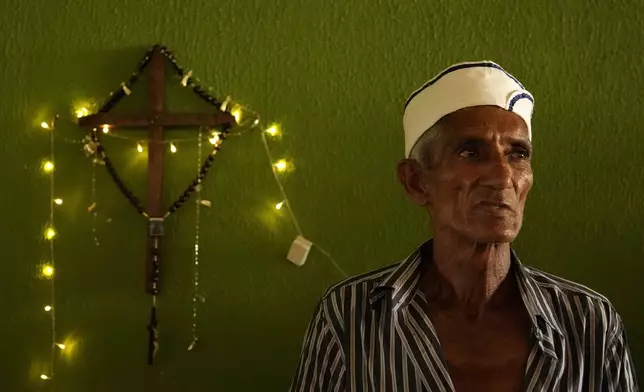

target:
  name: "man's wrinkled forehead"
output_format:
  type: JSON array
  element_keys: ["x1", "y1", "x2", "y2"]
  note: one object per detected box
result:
[{"x1": 437, "y1": 106, "x2": 532, "y2": 147}]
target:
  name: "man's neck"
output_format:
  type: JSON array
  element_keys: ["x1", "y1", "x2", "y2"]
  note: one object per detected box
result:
[{"x1": 419, "y1": 231, "x2": 516, "y2": 321}]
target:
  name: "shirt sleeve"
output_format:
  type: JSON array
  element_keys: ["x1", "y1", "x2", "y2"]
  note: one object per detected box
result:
[
  {"x1": 602, "y1": 315, "x2": 639, "y2": 392},
  {"x1": 289, "y1": 300, "x2": 345, "y2": 392}
]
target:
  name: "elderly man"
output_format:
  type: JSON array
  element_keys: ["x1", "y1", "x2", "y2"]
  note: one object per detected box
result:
[{"x1": 289, "y1": 61, "x2": 638, "y2": 392}]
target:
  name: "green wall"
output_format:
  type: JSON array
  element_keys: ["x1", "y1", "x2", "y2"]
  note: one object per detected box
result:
[{"x1": 1, "y1": 0, "x2": 642, "y2": 390}]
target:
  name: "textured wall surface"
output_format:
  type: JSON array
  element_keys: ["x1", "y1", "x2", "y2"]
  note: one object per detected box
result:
[{"x1": 1, "y1": 0, "x2": 642, "y2": 390}]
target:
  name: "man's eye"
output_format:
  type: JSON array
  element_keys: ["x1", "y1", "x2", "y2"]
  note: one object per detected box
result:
[
  {"x1": 510, "y1": 149, "x2": 530, "y2": 159},
  {"x1": 459, "y1": 149, "x2": 477, "y2": 158}
]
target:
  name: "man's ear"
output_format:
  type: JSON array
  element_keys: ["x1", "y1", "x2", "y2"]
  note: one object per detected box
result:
[{"x1": 396, "y1": 159, "x2": 431, "y2": 207}]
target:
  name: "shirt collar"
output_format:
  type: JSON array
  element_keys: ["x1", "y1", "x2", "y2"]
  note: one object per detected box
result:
[{"x1": 369, "y1": 239, "x2": 564, "y2": 338}]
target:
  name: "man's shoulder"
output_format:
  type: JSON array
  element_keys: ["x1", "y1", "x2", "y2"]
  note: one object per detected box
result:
[
  {"x1": 523, "y1": 264, "x2": 614, "y2": 308},
  {"x1": 320, "y1": 262, "x2": 400, "y2": 302}
]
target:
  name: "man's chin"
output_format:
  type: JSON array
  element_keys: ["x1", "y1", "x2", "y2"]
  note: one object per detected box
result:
[{"x1": 466, "y1": 225, "x2": 520, "y2": 244}]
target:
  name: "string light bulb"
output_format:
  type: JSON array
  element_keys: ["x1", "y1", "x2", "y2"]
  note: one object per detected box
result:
[
  {"x1": 55, "y1": 343, "x2": 66, "y2": 350},
  {"x1": 44, "y1": 305, "x2": 52, "y2": 312},
  {"x1": 209, "y1": 132, "x2": 220, "y2": 145},
  {"x1": 53, "y1": 198, "x2": 63, "y2": 205},
  {"x1": 265, "y1": 124, "x2": 280, "y2": 137},
  {"x1": 76, "y1": 107, "x2": 89, "y2": 118},
  {"x1": 40, "y1": 374, "x2": 50, "y2": 380},
  {"x1": 231, "y1": 108, "x2": 242, "y2": 123},
  {"x1": 44, "y1": 227, "x2": 56, "y2": 240},
  {"x1": 170, "y1": 143, "x2": 177, "y2": 153},
  {"x1": 220, "y1": 97, "x2": 231, "y2": 112},
  {"x1": 275, "y1": 201, "x2": 285, "y2": 210},
  {"x1": 42, "y1": 161, "x2": 54, "y2": 173},
  {"x1": 274, "y1": 159, "x2": 289, "y2": 172},
  {"x1": 41, "y1": 264, "x2": 54, "y2": 278},
  {"x1": 40, "y1": 122, "x2": 50, "y2": 129},
  {"x1": 137, "y1": 143, "x2": 143, "y2": 153},
  {"x1": 102, "y1": 124, "x2": 109, "y2": 134}
]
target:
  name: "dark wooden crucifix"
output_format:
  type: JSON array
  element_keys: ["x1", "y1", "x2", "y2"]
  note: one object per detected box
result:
[
  {"x1": 78, "y1": 46, "x2": 236, "y2": 363},
  {"x1": 79, "y1": 47, "x2": 235, "y2": 294}
]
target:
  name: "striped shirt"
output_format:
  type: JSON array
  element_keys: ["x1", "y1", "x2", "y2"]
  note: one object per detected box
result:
[{"x1": 290, "y1": 240, "x2": 639, "y2": 391}]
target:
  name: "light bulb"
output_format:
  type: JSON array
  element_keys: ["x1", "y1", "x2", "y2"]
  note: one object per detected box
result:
[
  {"x1": 45, "y1": 228, "x2": 56, "y2": 240},
  {"x1": 266, "y1": 125, "x2": 279, "y2": 137},
  {"x1": 209, "y1": 133, "x2": 220, "y2": 145},
  {"x1": 220, "y1": 97, "x2": 230, "y2": 112},
  {"x1": 56, "y1": 343, "x2": 66, "y2": 350},
  {"x1": 137, "y1": 143, "x2": 143, "y2": 153},
  {"x1": 76, "y1": 107, "x2": 89, "y2": 118},
  {"x1": 275, "y1": 201, "x2": 285, "y2": 210},
  {"x1": 44, "y1": 305, "x2": 52, "y2": 312},
  {"x1": 54, "y1": 198, "x2": 63, "y2": 205},
  {"x1": 102, "y1": 125, "x2": 109, "y2": 134},
  {"x1": 40, "y1": 122, "x2": 50, "y2": 129},
  {"x1": 231, "y1": 108, "x2": 242, "y2": 123},
  {"x1": 274, "y1": 159, "x2": 288, "y2": 172},
  {"x1": 42, "y1": 264, "x2": 54, "y2": 277},
  {"x1": 40, "y1": 374, "x2": 50, "y2": 380},
  {"x1": 42, "y1": 161, "x2": 54, "y2": 173},
  {"x1": 170, "y1": 143, "x2": 177, "y2": 153}
]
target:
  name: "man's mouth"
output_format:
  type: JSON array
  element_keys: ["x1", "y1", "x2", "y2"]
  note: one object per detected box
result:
[{"x1": 476, "y1": 201, "x2": 513, "y2": 211}]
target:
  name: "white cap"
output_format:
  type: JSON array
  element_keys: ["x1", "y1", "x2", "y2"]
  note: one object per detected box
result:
[{"x1": 403, "y1": 61, "x2": 534, "y2": 158}]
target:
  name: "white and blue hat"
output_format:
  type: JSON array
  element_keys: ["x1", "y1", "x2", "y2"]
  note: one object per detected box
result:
[{"x1": 403, "y1": 61, "x2": 534, "y2": 158}]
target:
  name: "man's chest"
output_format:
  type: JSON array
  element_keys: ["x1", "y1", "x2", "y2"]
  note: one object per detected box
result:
[
  {"x1": 429, "y1": 309, "x2": 532, "y2": 392},
  {"x1": 345, "y1": 302, "x2": 549, "y2": 392}
]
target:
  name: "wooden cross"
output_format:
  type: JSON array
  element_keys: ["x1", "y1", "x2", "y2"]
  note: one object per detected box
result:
[{"x1": 78, "y1": 47, "x2": 236, "y2": 295}]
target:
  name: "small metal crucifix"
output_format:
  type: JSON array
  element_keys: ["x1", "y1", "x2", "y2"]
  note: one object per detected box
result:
[{"x1": 78, "y1": 45, "x2": 236, "y2": 363}]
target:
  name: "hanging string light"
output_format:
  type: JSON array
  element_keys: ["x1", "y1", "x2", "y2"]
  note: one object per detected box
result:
[
  {"x1": 188, "y1": 130, "x2": 205, "y2": 352},
  {"x1": 42, "y1": 161, "x2": 54, "y2": 173},
  {"x1": 265, "y1": 124, "x2": 280, "y2": 137},
  {"x1": 75, "y1": 107, "x2": 89, "y2": 118},
  {"x1": 41, "y1": 264, "x2": 54, "y2": 278},
  {"x1": 31, "y1": 46, "x2": 347, "y2": 369},
  {"x1": 33, "y1": 102, "x2": 347, "y2": 371},
  {"x1": 36, "y1": 114, "x2": 59, "y2": 381},
  {"x1": 231, "y1": 107, "x2": 242, "y2": 124},
  {"x1": 273, "y1": 159, "x2": 289, "y2": 172},
  {"x1": 44, "y1": 227, "x2": 56, "y2": 240},
  {"x1": 260, "y1": 130, "x2": 346, "y2": 275},
  {"x1": 90, "y1": 140, "x2": 101, "y2": 247},
  {"x1": 208, "y1": 131, "x2": 220, "y2": 145}
]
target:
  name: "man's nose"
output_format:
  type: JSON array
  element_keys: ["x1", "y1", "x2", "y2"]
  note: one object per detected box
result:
[{"x1": 480, "y1": 154, "x2": 512, "y2": 190}]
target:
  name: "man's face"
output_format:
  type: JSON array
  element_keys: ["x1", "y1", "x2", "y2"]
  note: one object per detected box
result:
[{"x1": 400, "y1": 106, "x2": 533, "y2": 244}]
